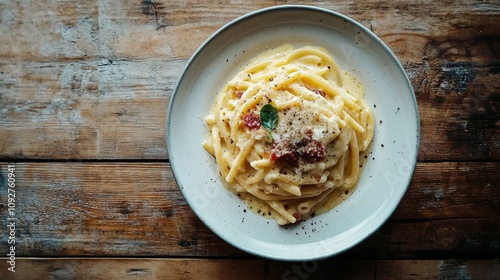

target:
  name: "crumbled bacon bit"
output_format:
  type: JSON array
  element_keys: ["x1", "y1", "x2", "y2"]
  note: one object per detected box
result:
[
  {"x1": 270, "y1": 137, "x2": 326, "y2": 167},
  {"x1": 292, "y1": 212, "x2": 302, "y2": 221},
  {"x1": 303, "y1": 139, "x2": 326, "y2": 163},
  {"x1": 242, "y1": 112, "x2": 261, "y2": 130},
  {"x1": 270, "y1": 150, "x2": 299, "y2": 168},
  {"x1": 235, "y1": 91, "x2": 243, "y2": 98},
  {"x1": 270, "y1": 140, "x2": 297, "y2": 167}
]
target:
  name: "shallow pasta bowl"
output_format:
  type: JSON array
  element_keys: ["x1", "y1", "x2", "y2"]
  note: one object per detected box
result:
[{"x1": 166, "y1": 5, "x2": 419, "y2": 261}]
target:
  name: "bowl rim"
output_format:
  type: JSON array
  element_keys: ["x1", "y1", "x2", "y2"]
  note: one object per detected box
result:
[{"x1": 166, "y1": 4, "x2": 420, "y2": 261}]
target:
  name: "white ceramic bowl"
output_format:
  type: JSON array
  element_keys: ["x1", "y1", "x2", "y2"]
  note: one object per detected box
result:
[{"x1": 167, "y1": 5, "x2": 420, "y2": 260}]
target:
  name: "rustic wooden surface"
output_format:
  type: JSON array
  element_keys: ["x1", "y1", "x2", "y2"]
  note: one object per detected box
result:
[{"x1": 0, "y1": 0, "x2": 499, "y2": 279}]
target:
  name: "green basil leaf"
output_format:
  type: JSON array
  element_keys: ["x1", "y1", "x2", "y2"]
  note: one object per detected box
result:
[{"x1": 260, "y1": 104, "x2": 278, "y2": 131}]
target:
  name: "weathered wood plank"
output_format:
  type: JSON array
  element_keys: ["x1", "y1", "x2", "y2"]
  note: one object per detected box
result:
[
  {"x1": 267, "y1": 259, "x2": 376, "y2": 280},
  {"x1": 0, "y1": 0, "x2": 498, "y2": 160},
  {"x1": 392, "y1": 161, "x2": 499, "y2": 220},
  {"x1": 0, "y1": 258, "x2": 498, "y2": 280},
  {"x1": 0, "y1": 162, "x2": 498, "y2": 258},
  {"x1": 375, "y1": 259, "x2": 500, "y2": 280},
  {"x1": 408, "y1": 61, "x2": 499, "y2": 161},
  {"x1": 268, "y1": 259, "x2": 500, "y2": 280},
  {"x1": 350, "y1": 217, "x2": 500, "y2": 259},
  {"x1": 0, "y1": 258, "x2": 265, "y2": 280},
  {"x1": 0, "y1": 59, "x2": 181, "y2": 159},
  {"x1": 0, "y1": 0, "x2": 498, "y2": 62},
  {"x1": 0, "y1": 1, "x2": 99, "y2": 62}
]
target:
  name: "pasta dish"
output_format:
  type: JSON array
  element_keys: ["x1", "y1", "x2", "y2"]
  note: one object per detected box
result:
[{"x1": 202, "y1": 44, "x2": 374, "y2": 225}]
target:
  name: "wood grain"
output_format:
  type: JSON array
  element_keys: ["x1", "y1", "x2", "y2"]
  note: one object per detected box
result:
[
  {"x1": 393, "y1": 162, "x2": 499, "y2": 220},
  {"x1": 375, "y1": 259, "x2": 500, "y2": 280},
  {"x1": 0, "y1": 162, "x2": 498, "y2": 258},
  {"x1": 0, "y1": 258, "x2": 265, "y2": 280},
  {"x1": 0, "y1": 0, "x2": 499, "y2": 277},
  {"x1": 0, "y1": 258, "x2": 499, "y2": 280},
  {"x1": 0, "y1": 0, "x2": 498, "y2": 160}
]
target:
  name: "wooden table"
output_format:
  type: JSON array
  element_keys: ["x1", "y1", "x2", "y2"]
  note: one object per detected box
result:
[{"x1": 1, "y1": 1, "x2": 499, "y2": 279}]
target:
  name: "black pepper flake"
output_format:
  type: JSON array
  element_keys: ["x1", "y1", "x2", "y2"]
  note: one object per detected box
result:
[
  {"x1": 374, "y1": 104, "x2": 377, "y2": 108},
  {"x1": 381, "y1": 144, "x2": 384, "y2": 148},
  {"x1": 379, "y1": 120, "x2": 383, "y2": 124}
]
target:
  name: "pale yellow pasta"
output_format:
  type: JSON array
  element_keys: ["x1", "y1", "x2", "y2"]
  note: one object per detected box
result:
[{"x1": 202, "y1": 44, "x2": 374, "y2": 225}]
